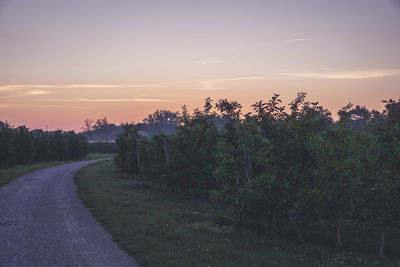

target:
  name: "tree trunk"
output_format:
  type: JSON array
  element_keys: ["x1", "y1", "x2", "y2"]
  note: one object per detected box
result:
[
  {"x1": 241, "y1": 132, "x2": 254, "y2": 183},
  {"x1": 128, "y1": 174, "x2": 134, "y2": 187},
  {"x1": 296, "y1": 223, "x2": 304, "y2": 243},
  {"x1": 233, "y1": 173, "x2": 240, "y2": 231},
  {"x1": 378, "y1": 225, "x2": 386, "y2": 257},
  {"x1": 239, "y1": 201, "x2": 245, "y2": 229},
  {"x1": 163, "y1": 136, "x2": 169, "y2": 165},
  {"x1": 136, "y1": 141, "x2": 140, "y2": 169},
  {"x1": 336, "y1": 211, "x2": 343, "y2": 248},
  {"x1": 232, "y1": 203, "x2": 244, "y2": 231},
  {"x1": 233, "y1": 206, "x2": 240, "y2": 231}
]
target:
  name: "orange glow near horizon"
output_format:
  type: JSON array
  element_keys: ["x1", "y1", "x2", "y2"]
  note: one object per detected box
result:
[{"x1": 1, "y1": 76, "x2": 398, "y2": 131}]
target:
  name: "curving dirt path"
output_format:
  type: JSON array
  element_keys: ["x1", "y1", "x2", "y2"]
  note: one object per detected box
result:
[{"x1": 0, "y1": 160, "x2": 138, "y2": 267}]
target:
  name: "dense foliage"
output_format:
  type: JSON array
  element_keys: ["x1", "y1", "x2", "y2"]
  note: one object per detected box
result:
[
  {"x1": 0, "y1": 122, "x2": 88, "y2": 168},
  {"x1": 115, "y1": 94, "x2": 400, "y2": 256},
  {"x1": 87, "y1": 141, "x2": 117, "y2": 154}
]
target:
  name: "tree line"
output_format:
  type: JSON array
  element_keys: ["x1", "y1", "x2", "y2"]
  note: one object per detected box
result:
[
  {"x1": 0, "y1": 122, "x2": 88, "y2": 168},
  {"x1": 87, "y1": 141, "x2": 117, "y2": 154},
  {"x1": 115, "y1": 93, "x2": 400, "y2": 256}
]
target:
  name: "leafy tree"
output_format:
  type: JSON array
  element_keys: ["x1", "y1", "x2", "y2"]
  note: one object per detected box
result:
[
  {"x1": 33, "y1": 130, "x2": 50, "y2": 161},
  {"x1": 115, "y1": 123, "x2": 141, "y2": 178},
  {"x1": 247, "y1": 94, "x2": 289, "y2": 232},
  {"x1": 14, "y1": 126, "x2": 35, "y2": 164},
  {"x1": 94, "y1": 117, "x2": 109, "y2": 129},
  {"x1": 169, "y1": 98, "x2": 219, "y2": 193},
  {"x1": 66, "y1": 132, "x2": 88, "y2": 159},
  {"x1": 49, "y1": 130, "x2": 68, "y2": 160},
  {"x1": 112, "y1": 94, "x2": 400, "y2": 253},
  {"x1": 82, "y1": 118, "x2": 94, "y2": 133},
  {"x1": 213, "y1": 99, "x2": 249, "y2": 230},
  {"x1": 284, "y1": 93, "x2": 332, "y2": 242},
  {"x1": 139, "y1": 134, "x2": 167, "y2": 188},
  {"x1": 143, "y1": 109, "x2": 179, "y2": 125},
  {"x1": 87, "y1": 141, "x2": 117, "y2": 154},
  {"x1": 0, "y1": 121, "x2": 16, "y2": 167},
  {"x1": 0, "y1": 122, "x2": 88, "y2": 168},
  {"x1": 362, "y1": 99, "x2": 400, "y2": 257},
  {"x1": 317, "y1": 103, "x2": 365, "y2": 247}
]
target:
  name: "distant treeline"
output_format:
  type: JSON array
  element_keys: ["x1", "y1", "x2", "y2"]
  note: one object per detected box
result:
[
  {"x1": 88, "y1": 141, "x2": 117, "y2": 154},
  {"x1": 0, "y1": 122, "x2": 88, "y2": 168},
  {"x1": 115, "y1": 93, "x2": 400, "y2": 256},
  {"x1": 81, "y1": 114, "x2": 177, "y2": 142}
]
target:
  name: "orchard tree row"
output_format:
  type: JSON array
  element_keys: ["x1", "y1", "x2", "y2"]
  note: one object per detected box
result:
[
  {"x1": 0, "y1": 122, "x2": 88, "y2": 168},
  {"x1": 115, "y1": 93, "x2": 400, "y2": 256}
]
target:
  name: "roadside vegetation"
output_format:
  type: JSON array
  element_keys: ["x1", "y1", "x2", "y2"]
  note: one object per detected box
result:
[
  {"x1": 75, "y1": 93, "x2": 400, "y2": 265},
  {"x1": 75, "y1": 160, "x2": 400, "y2": 266},
  {"x1": 0, "y1": 123, "x2": 96, "y2": 186},
  {"x1": 112, "y1": 93, "x2": 400, "y2": 258},
  {"x1": 0, "y1": 123, "x2": 88, "y2": 168},
  {"x1": 0, "y1": 153, "x2": 113, "y2": 187}
]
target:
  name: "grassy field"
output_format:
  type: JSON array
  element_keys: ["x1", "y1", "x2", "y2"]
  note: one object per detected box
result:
[
  {"x1": 0, "y1": 153, "x2": 114, "y2": 188},
  {"x1": 74, "y1": 160, "x2": 400, "y2": 267}
]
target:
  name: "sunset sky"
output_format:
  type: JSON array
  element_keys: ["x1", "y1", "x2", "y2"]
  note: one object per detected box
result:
[{"x1": 1, "y1": 0, "x2": 399, "y2": 131}]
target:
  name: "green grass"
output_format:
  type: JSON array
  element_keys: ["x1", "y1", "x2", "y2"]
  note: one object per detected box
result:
[
  {"x1": 75, "y1": 160, "x2": 400, "y2": 267},
  {"x1": 0, "y1": 153, "x2": 114, "y2": 188}
]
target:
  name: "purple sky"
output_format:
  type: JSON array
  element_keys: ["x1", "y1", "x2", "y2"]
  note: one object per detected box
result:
[{"x1": 1, "y1": 0, "x2": 399, "y2": 130}]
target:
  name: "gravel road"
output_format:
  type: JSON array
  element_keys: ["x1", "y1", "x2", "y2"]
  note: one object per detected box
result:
[{"x1": 0, "y1": 160, "x2": 138, "y2": 267}]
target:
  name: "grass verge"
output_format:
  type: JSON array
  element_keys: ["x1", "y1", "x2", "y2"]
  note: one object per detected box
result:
[
  {"x1": 75, "y1": 160, "x2": 400, "y2": 267},
  {"x1": 0, "y1": 153, "x2": 114, "y2": 188}
]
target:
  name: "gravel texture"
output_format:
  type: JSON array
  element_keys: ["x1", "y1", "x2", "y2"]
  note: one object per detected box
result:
[{"x1": 0, "y1": 160, "x2": 138, "y2": 267}]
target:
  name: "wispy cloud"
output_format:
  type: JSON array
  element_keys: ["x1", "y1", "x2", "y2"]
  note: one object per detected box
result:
[
  {"x1": 199, "y1": 76, "x2": 277, "y2": 90},
  {"x1": 0, "y1": 82, "x2": 186, "y2": 91},
  {"x1": 194, "y1": 60, "x2": 221, "y2": 65},
  {"x1": 1, "y1": 104, "x2": 91, "y2": 109},
  {"x1": 0, "y1": 86, "x2": 15, "y2": 91},
  {"x1": 280, "y1": 69, "x2": 400, "y2": 79},
  {"x1": 38, "y1": 98, "x2": 76, "y2": 102},
  {"x1": 287, "y1": 38, "x2": 312, "y2": 42},
  {"x1": 79, "y1": 98, "x2": 172, "y2": 102},
  {"x1": 217, "y1": 76, "x2": 266, "y2": 82},
  {"x1": 26, "y1": 90, "x2": 52, "y2": 95},
  {"x1": 0, "y1": 84, "x2": 131, "y2": 91},
  {"x1": 2, "y1": 69, "x2": 399, "y2": 95},
  {"x1": 197, "y1": 69, "x2": 400, "y2": 90},
  {"x1": 33, "y1": 104, "x2": 91, "y2": 109}
]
